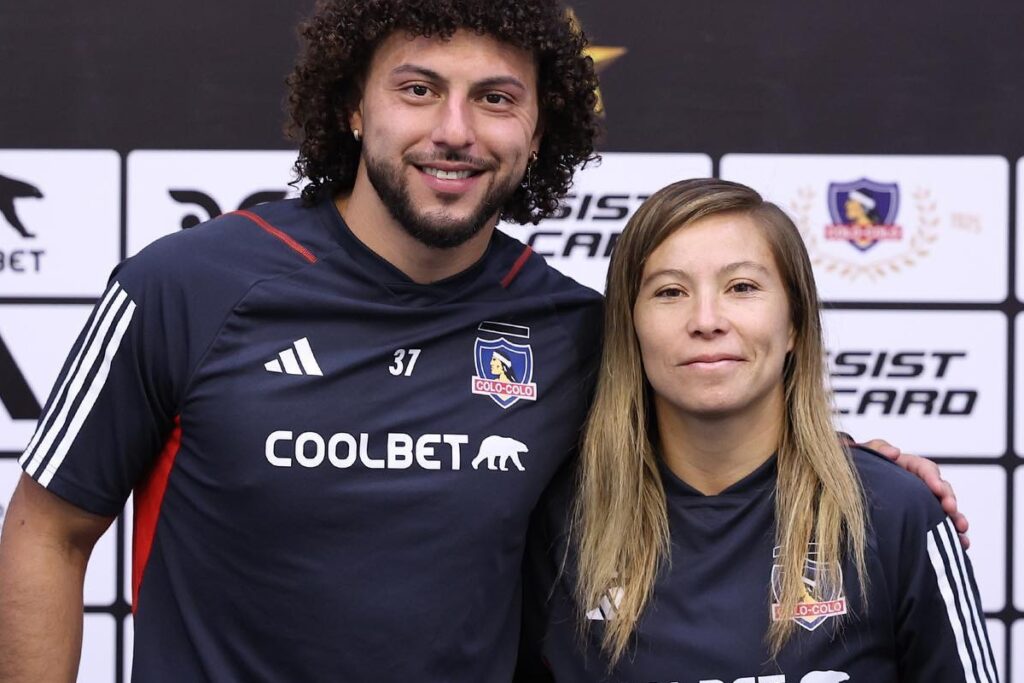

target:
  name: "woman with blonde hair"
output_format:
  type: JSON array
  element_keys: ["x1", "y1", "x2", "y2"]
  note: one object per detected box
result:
[{"x1": 527, "y1": 178, "x2": 996, "y2": 682}]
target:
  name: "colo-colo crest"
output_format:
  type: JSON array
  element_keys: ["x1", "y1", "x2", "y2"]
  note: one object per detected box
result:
[
  {"x1": 825, "y1": 178, "x2": 901, "y2": 252},
  {"x1": 771, "y1": 544, "x2": 847, "y2": 632},
  {"x1": 471, "y1": 321, "x2": 537, "y2": 409}
]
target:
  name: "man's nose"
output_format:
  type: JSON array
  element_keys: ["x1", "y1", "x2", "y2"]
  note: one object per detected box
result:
[{"x1": 431, "y1": 98, "x2": 476, "y2": 148}]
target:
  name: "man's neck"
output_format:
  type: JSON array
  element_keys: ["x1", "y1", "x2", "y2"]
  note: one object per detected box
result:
[
  {"x1": 336, "y1": 177, "x2": 494, "y2": 285},
  {"x1": 655, "y1": 390, "x2": 784, "y2": 496}
]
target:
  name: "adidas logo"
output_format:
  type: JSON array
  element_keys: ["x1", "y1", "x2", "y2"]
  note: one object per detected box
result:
[
  {"x1": 585, "y1": 586, "x2": 624, "y2": 621},
  {"x1": 265, "y1": 337, "x2": 323, "y2": 376}
]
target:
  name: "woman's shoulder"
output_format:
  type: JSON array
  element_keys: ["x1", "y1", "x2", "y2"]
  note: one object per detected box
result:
[{"x1": 848, "y1": 445, "x2": 948, "y2": 534}]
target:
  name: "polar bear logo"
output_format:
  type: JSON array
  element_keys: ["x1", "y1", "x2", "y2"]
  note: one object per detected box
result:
[
  {"x1": 472, "y1": 436, "x2": 529, "y2": 471},
  {"x1": 800, "y1": 672, "x2": 849, "y2": 683}
]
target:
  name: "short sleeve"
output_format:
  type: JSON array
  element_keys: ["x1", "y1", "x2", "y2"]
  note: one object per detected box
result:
[{"x1": 18, "y1": 259, "x2": 187, "y2": 517}]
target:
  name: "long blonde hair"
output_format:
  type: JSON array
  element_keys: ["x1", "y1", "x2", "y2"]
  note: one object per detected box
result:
[{"x1": 574, "y1": 178, "x2": 867, "y2": 662}]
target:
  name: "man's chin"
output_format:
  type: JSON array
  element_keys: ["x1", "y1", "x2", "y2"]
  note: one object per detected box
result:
[{"x1": 400, "y1": 210, "x2": 494, "y2": 250}]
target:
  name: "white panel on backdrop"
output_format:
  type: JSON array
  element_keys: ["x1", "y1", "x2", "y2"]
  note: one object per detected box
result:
[
  {"x1": 0, "y1": 458, "x2": 20, "y2": 533},
  {"x1": 940, "y1": 465, "x2": 1006, "y2": 611},
  {"x1": 720, "y1": 154, "x2": 1009, "y2": 302},
  {"x1": 0, "y1": 150, "x2": 120, "y2": 298},
  {"x1": 80, "y1": 614, "x2": 116, "y2": 683},
  {"x1": 823, "y1": 310, "x2": 1006, "y2": 456},
  {"x1": 124, "y1": 613, "x2": 134, "y2": 681},
  {"x1": 1017, "y1": 313, "x2": 1023, "y2": 458},
  {"x1": 985, "y1": 619, "x2": 1006, "y2": 683},
  {"x1": 1017, "y1": 158, "x2": 1024, "y2": 303},
  {"x1": 122, "y1": 496, "x2": 133, "y2": 604},
  {"x1": 126, "y1": 150, "x2": 302, "y2": 257},
  {"x1": 1016, "y1": 466, "x2": 1024, "y2": 611},
  {"x1": 83, "y1": 520, "x2": 119, "y2": 607},
  {"x1": 0, "y1": 305, "x2": 94, "y2": 452},
  {"x1": 499, "y1": 153, "x2": 712, "y2": 293}
]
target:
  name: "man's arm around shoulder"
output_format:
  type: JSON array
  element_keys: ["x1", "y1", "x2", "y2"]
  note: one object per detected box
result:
[{"x1": 0, "y1": 474, "x2": 113, "y2": 682}]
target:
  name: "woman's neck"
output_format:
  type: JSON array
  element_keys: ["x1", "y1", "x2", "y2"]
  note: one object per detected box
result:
[{"x1": 656, "y1": 388, "x2": 784, "y2": 495}]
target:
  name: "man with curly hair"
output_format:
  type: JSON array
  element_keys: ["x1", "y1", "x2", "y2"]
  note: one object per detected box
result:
[
  {"x1": 0, "y1": 0, "x2": 960, "y2": 680},
  {"x1": 0, "y1": 1, "x2": 605, "y2": 681}
]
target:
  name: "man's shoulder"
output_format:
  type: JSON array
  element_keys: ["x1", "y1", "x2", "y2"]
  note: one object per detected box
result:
[
  {"x1": 135, "y1": 198, "x2": 331, "y2": 267},
  {"x1": 118, "y1": 198, "x2": 334, "y2": 293},
  {"x1": 493, "y1": 230, "x2": 603, "y2": 306}
]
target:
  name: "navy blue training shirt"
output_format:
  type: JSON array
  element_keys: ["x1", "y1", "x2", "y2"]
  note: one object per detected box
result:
[
  {"x1": 20, "y1": 198, "x2": 603, "y2": 682},
  {"x1": 527, "y1": 448, "x2": 998, "y2": 683}
]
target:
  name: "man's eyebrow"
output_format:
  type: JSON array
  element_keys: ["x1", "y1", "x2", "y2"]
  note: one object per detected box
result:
[
  {"x1": 389, "y1": 65, "x2": 526, "y2": 92},
  {"x1": 391, "y1": 64, "x2": 446, "y2": 83},
  {"x1": 473, "y1": 75, "x2": 528, "y2": 92}
]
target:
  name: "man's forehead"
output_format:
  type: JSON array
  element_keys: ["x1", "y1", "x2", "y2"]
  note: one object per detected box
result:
[{"x1": 370, "y1": 29, "x2": 538, "y2": 82}]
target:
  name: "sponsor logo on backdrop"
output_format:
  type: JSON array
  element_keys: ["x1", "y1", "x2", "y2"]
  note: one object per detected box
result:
[
  {"x1": 0, "y1": 173, "x2": 43, "y2": 239},
  {"x1": 790, "y1": 178, "x2": 941, "y2": 281},
  {"x1": 126, "y1": 150, "x2": 302, "y2": 256},
  {"x1": 771, "y1": 544, "x2": 847, "y2": 631},
  {"x1": 0, "y1": 332, "x2": 41, "y2": 421},
  {"x1": 169, "y1": 189, "x2": 288, "y2": 229},
  {"x1": 523, "y1": 192, "x2": 649, "y2": 261},
  {"x1": 0, "y1": 151, "x2": 119, "y2": 295},
  {"x1": 825, "y1": 178, "x2": 901, "y2": 251},
  {"x1": 829, "y1": 348, "x2": 975, "y2": 417},
  {"x1": 471, "y1": 321, "x2": 537, "y2": 408},
  {"x1": 503, "y1": 153, "x2": 712, "y2": 292},
  {"x1": 0, "y1": 171, "x2": 46, "y2": 274}
]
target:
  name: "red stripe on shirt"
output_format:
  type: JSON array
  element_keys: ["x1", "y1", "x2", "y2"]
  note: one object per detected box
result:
[
  {"x1": 132, "y1": 417, "x2": 182, "y2": 612},
  {"x1": 500, "y1": 245, "x2": 533, "y2": 288},
  {"x1": 232, "y1": 210, "x2": 318, "y2": 264}
]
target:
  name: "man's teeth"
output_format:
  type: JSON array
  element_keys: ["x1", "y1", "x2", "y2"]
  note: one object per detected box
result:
[{"x1": 424, "y1": 167, "x2": 474, "y2": 180}]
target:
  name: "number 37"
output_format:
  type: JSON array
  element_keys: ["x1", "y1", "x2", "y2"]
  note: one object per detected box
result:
[{"x1": 389, "y1": 349, "x2": 421, "y2": 376}]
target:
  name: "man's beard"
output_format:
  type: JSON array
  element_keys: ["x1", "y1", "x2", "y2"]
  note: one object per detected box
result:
[{"x1": 364, "y1": 151, "x2": 520, "y2": 250}]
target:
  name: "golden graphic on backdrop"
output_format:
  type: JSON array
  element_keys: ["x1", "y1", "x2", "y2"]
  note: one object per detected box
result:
[
  {"x1": 567, "y1": 8, "x2": 626, "y2": 115},
  {"x1": 789, "y1": 185, "x2": 943, "y2": 281}
]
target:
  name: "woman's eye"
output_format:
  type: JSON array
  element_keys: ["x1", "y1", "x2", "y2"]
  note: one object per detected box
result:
[
  {"x1": 656, "y1": 287, "x2": 683, "y2": 298},
  {"x1": 731, "y1": 282, "x2": 757, "y2": 293}
]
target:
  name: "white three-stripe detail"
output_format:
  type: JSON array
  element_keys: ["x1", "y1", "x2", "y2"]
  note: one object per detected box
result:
[
  {"x1": 926, "y1": 519, "x2": 995, "y2": 682},
  {"x1": 20, "y1": 283, "x2": 121, "y2": 468},
  {"x1": 23, "y1": 283, "x2": 136, "y2": 485},
  {"x1": 40, "y1": 299, "x2": 136, "y2": 487},
  {"x1": 942, "y1": 518, "x2": 999, "y2": 681},
  {"x1": 926, "y1": 528, "x2": 975, "y2": 682}
]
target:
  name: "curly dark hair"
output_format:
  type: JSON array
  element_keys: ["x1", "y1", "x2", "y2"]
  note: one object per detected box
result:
[{"x1": 285, "y1": 0, "x2": 601, "y2": 224}]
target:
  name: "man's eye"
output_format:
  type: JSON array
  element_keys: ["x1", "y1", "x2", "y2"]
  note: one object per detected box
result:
[
  {"x1": 408, "y1": 85, "x2": 430, "y2": 96},
  {"x1": 483, "y1": 93, "x2": 509, "y2": 105}
]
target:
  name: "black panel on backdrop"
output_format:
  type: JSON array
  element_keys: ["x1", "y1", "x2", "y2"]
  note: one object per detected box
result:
[{"x1": 1, "y1": 0, "x2": 1023, "y2": 156}]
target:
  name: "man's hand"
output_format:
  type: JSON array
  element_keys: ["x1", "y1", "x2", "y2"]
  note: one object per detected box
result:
[{"x1": 861, "y1": 438, "x2": 970, "y2": 549}]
